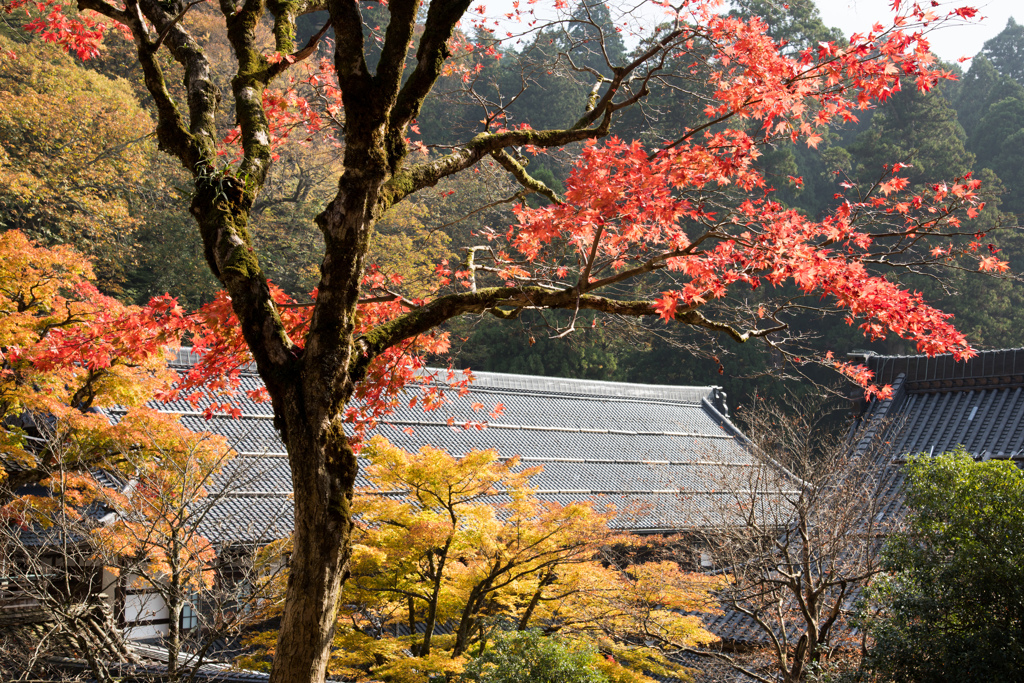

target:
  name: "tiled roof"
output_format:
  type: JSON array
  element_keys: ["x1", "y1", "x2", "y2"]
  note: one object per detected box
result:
[
  {"x1": 97, "y1": 349, "x2": 780, "y2": 541},
  {"x1": 858, "y1": 349, "x2": 1024, "y2": 462},
  {"x1": 832, "y1": 349, "x2": 1024, "y2": 553},
  {"x1": 860, "y1": 347, "x2": 1024, "y2": 390}
]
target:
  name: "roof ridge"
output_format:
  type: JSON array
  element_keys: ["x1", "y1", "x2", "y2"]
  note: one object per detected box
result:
[
  {"x1": 857, "y1": 348, "x2": 1024, "y2": 386},
  {"x1": 460, "y1": 369, "x2": 719, "y2": 402},
  {"x1": 166, "y1": 347, "x2": 721, "y2": 403}
]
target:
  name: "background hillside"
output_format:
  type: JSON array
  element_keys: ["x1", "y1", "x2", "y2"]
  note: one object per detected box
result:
[{"x1": 3, "y1": 1, "x2": 1022, "y2": 403}]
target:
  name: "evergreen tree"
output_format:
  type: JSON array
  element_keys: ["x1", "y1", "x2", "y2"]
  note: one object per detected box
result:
[
  {"x1": 955, "y1": 55, "x2": 1000, "y2": 138},
  {"x1": 866, "y1": 449, "x2": 1024, "y2": 682},
  {"x1": 567, "y1": 0, "x2": 627, "y2": 74},
  {"x1": 927, "y1": 170, "x2": 1024, "y2": 348},
  {"x1": 730, "y1": 0, "x2": 843, "y2": 54},
  {"x1": 969, "y1": 77, "x2": 1024, "y2": 161},
  {"x1": 502, "y1": 31, "x2": 589, "y2": 132},
  {"x1": 970, "y1": 80, "x2": 1024, "y2": 214},
  {"x1": 979, "y1": 17, "x2": 1024, "y2": 84},
  {"x1": 850, "y1": 86, "x2": 974, "y2": 188},
  {"x1": 450, "y1": 310, "x2": 627, "y2": 380}
]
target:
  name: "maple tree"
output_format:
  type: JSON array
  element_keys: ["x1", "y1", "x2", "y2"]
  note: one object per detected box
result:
[
  {"x1": 0, "y1": 231, "x2": 287, "y2": 680},
  {"x1": 0, "y1": 426, "x2": 134, "y2": 683},
  {"x1": 0, "y1": 230, "x2": 187, "y2": 498},
  {"x1": 3, "y1": 410, "x2": 283, "y2": 681},
  {"x1": 241, "y1": 437, "x2": 721, "y2": 682},
  {"x1": 0, "y1": 0, "x2": 1002, "y2": 681},
  {"x1": 94, "y1": 431, "x2": 290, "y2": 680}
]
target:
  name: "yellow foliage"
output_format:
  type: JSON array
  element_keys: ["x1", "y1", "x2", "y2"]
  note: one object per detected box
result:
[
  {"x1": 0, "y1": 35, "x2": 153, "y2": 287},
  {"x1": 370, "y1": 199, "x2": 453, "y2": 298},
  {"x1": 244, "y1": 437, "x2": 722, "y2": 682}
]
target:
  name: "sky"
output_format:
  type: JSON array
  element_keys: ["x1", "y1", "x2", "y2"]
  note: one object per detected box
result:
[{"x1": 814, "y1": 0, "x2": 1019, "y2": 63}]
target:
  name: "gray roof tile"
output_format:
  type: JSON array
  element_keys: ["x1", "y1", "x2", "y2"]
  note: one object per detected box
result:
[
  {"x1": 859, "y1": 350, "x2": 1024, "y2": 461},
  {"x1": 99, "y1": 354, "x2": 779, "y2": 539}
]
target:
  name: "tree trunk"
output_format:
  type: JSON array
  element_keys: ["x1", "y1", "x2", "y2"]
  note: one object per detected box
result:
[
  {"x1": 786, "y1": 634, "x2": 808, "y2": 683},
  {"x1": 167, "y1": 531, "x2": 181, "y2": 680},
  {"x1": 267, "y1": 383, "x2": 360, "y2": 683},
  {"x1": 418, "y1": 541, "x2": 451, "y2": 656},
  {"x1": 517, "y1": 572, "x2": 553, "y2": 631},
  {"x1": 452, "y1": 580, "x2": 492, "y2": 657}
]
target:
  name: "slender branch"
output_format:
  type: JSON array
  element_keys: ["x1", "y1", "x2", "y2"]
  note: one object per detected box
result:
[
  {"x1": 572, "y1": 27, "x2": 686, "y2": 131},
  {"x1": 382, "y1": 124, "x2": 608, "y2": 210},
  {"x1": 490, "y1": 149, "x2": 562, "y2": 204},
  {"x1": 268, "y1": 18, "x2": 334, "y2": 79},
  {"x1": 578, "y1": 225, "x2": 605, "y2": 290},
  {"x1": 352, "y1": 285, "x2": 784, "y2": 385},
  {"x1": 431, "y1": 192, "x2": 530, "y2": 233},
  {"x1": 391, "y1": 0, "x2": 476, "y2": 130}
]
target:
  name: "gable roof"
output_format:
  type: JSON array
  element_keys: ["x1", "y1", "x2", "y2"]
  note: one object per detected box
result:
[
  {"x1": 98, "y1": 348, "x2": 778, "y2": 542},
  {"x1": 835, "y1": 348, "x2": 1024, "y2": 532}
]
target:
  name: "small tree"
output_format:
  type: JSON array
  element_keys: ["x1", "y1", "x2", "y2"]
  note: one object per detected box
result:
[
  {"x1": 3, "y1": 411, "x2": 289, "y2": 682},
  {"x1": 1, "y1": 432, "x2": 135, "y2": 683},
  {"x1": 242, "y1": 437, "x2": 721, "y2": 682},
  {"x1": 462, "y1": 629, "x2": 608, "y2": 683},
  {"x1": 90, "y1": 418, "x2": 288, "y2": 679},
  {"x1": 689, "y1": 397, "x2": 892, "y2": 683},
  {"x1": 863, "y1": 448, "x2": 1024, "y2": 683},
  {"x1": 0, "y1": 232, "x2": 284, "y2": 680},
  {"x1": 0, "y1": 230, "x2": 185, "y2": 499}
]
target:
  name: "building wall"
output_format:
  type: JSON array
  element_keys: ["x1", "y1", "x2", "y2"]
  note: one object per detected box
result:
[{"x1": 120, "y1": 574, "x2": 170, "y2": 641}]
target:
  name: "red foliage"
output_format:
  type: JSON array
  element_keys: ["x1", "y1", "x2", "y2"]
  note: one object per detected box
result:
[
  {"x1": 173, "y1": 273, "x2": 467, "y2": 446},
  {"x1": 0, "y1": 0, "x2": 995, "y2": 407},
  {"x1": 2, "y1": 0, "x2": 129, "y2": 60}
]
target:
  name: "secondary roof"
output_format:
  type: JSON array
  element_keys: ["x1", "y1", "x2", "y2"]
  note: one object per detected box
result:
[{"x1": 855, "y1": 347, "x2": 1024, "y2": 462}]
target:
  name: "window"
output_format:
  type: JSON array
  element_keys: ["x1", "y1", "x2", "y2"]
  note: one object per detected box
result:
[{"x1": 180, "y1": 597, "x2": 199, "y2": 630}]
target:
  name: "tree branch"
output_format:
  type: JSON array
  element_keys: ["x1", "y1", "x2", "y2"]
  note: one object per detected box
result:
[
  {"x1": 381, "y1": 124, "x2": 607, "y2": 210},
  {"x1": 352, "y1": 286, "x2": 783, "y2": 384},
  {"x1": 152, "y1": 0, "x2": 205, "y2": 52},
  {"x1": 375, "y1": 0, "x2": 418, "y2": 97},
  {"x1": 329, "y1": 0, "x2": 372, "y2": 109},
  {"x1": 490, "y1": 149, "x2": 562, "y2": 204},
  {"x1": 390, "y1": 0, "x2": 476, "y2": 130},
  {"x1": 268, "y1": 17, "x2": 334, "y2": 79}
]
